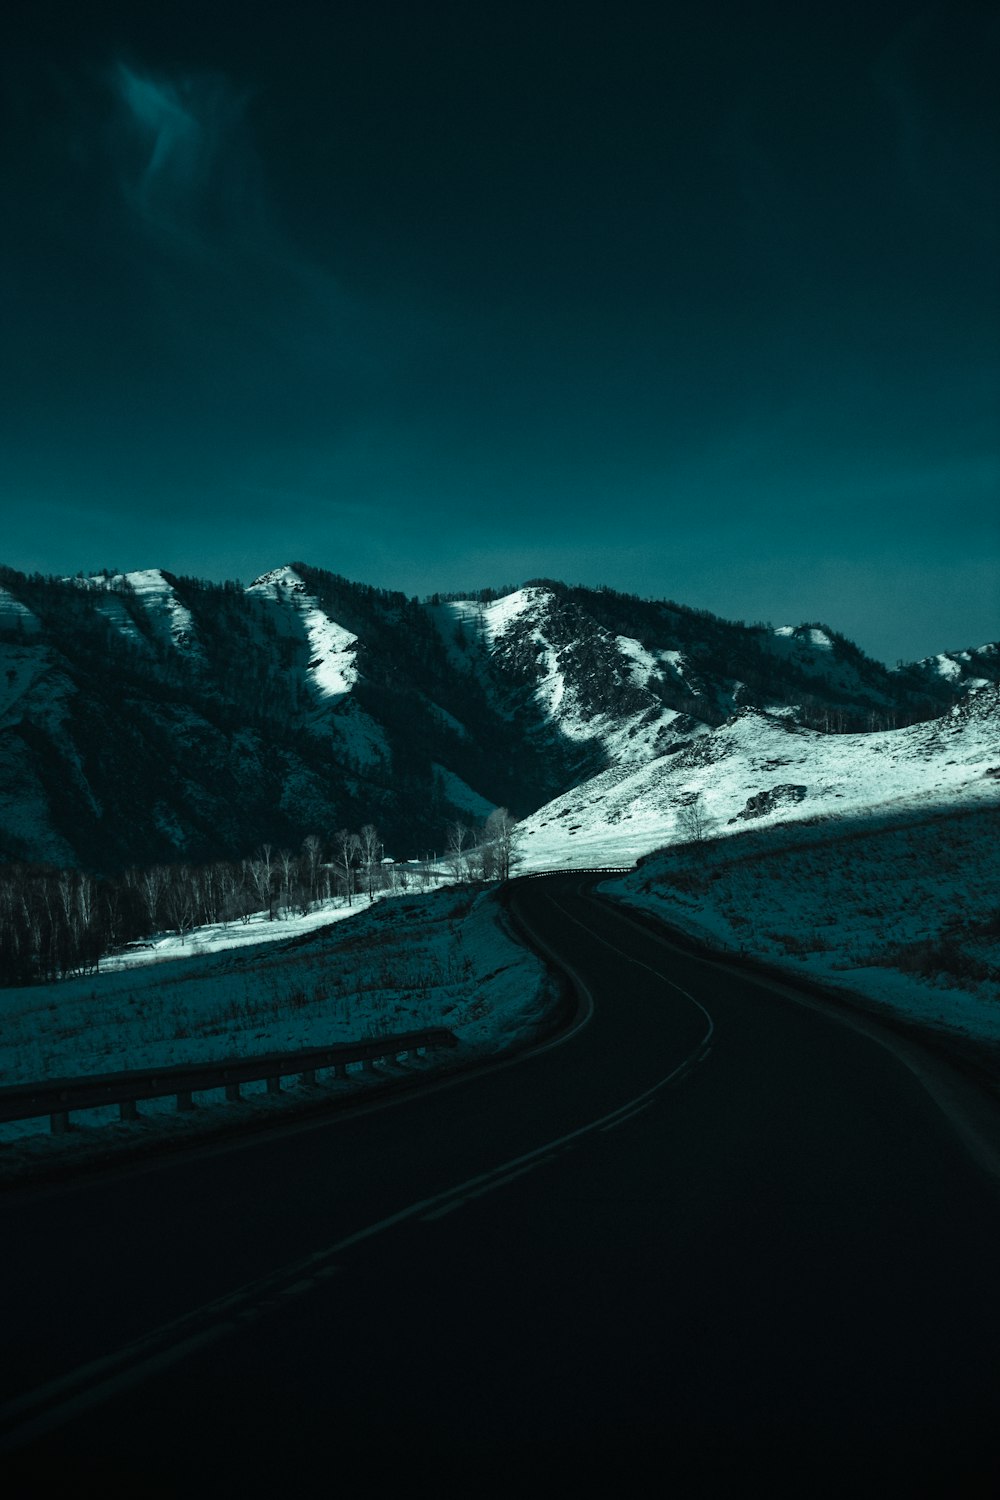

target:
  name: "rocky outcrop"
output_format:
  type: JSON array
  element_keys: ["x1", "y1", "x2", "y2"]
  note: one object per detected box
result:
[{"x1": 729, "y1": 784, "x2": 808, "y2": 823}]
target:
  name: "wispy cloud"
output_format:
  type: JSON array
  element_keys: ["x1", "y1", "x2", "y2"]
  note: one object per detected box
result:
[
  {"x1": 109, "y1": 61, "x2": 257, "y2": 249},
  {"x1": 97, "y1": 55, "x2": 402, "y2": 404}
]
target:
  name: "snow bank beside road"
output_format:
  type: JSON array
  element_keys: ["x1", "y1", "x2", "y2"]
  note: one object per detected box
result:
[
  {"x1": 0, "y1": 887, "x2": 550, "y2": 1145},
  {"x1": 601, "y1": 804, "x2": 1000, "y2": 1051}
]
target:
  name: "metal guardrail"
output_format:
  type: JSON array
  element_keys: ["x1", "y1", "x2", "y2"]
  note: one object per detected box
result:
[{"x1": 0, "y1": 1027, "x2": 459, "y2": 1135}]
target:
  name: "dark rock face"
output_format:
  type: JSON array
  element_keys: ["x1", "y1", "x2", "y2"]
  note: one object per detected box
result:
[{"x1": 730, "y1": 784, "x2": 808, "y2": 823}]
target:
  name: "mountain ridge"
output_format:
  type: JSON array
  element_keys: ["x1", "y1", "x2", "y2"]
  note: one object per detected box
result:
[{"x1": 0, "y1": 562, "x2": 996, "y2": 872}]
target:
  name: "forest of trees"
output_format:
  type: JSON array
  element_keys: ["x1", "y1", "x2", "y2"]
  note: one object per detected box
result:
[{"x1": 0, "y1": 811, "x2": 520, "y2": 988}]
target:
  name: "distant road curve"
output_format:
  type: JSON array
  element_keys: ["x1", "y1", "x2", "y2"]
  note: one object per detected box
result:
[{"x1": 4, "y1": 871, "x2": 1000, "y2": 1491}]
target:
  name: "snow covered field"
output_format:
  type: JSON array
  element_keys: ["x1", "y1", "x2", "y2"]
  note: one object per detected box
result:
[
  {"x1": 601, "y1": 803, "x2": 1000, "y2": 1049},
  {"x1": 0, "y1": 886, "x2": 549, "y2": 1151},
  {"x1": 96, "y1": 883, "x2": 418, "y2": 974}
]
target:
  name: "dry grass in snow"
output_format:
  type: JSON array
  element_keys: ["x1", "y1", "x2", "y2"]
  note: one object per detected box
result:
[
  {"x1": 0, "y1": 886, "x2": 549, "y2": 1143},
  {"x1": 603, "y1": 804, "x2": 1000, "y2": 1047}
]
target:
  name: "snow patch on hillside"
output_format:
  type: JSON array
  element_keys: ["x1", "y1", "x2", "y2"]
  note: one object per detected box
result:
[
  {"x1": 64, "y1": 576, "x2": 150, "y2": 650},
  {"x1": 124, "y1": 570, "x2": 202, "y2": 657},
  {"x1": 517, "y1": 688, "x2": 1000, "y2": 872},
  {"x1": 330, "y1": 699, "x2": 390, "y2": 767},
  {"x1": 614, "y1": 635, "x2": 657, "y2": 688},
  {"x1": 614, "y1": 635, "x2": 695, "y2": 693},
  {"x1": 433, "y1": 764, "x2": 497, "y2": 819},
  {"x1": 94, "y1": 594, "x2": 146, "y2": 647},
  {"x1": 765, "y1": 623, "x2": 885, "y2": 701},
  {"x1": 0, "y1": 644, "x2": 53, "y2": 727},
  {"x1": 425, "y1": 698, "x2": 468, "y2": 738},
  {"x1": 933, "y1": 654, "x2": 962, "y2": 681},
  {"x1": 248, "y1": 565, "x2": 358, "y2": 703},
  {"x1": 481, "y1": 589, "x2": 539, "y2": 643},
  {"x1": 918, "y1": 644, "x2": 999, "y2": 693},
  {"x1": 432, "y1": 589, "x2": 540, "y2": 654},
  {"x1": 0, "y1": 588, "x2": 41, "y2": 635}
]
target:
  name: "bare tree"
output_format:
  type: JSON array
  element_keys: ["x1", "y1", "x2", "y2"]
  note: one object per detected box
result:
[
  {"x1": 359, "y1": 824, "x2": 381, "y2": 902},
  {"x1": 163, "y1": 867, "x2": 198, "y2": 939},
  {"x1": 445, "y1": 819, "x2": 469, "y2": 882},
  {"x1": 334, "y1": 829, "x2": 361, "y2": 906},
  {"x1": 248, "y1": 844, "x2": 276, "y2": 919},
  {"x1": 277, "y1": 848, "x2": 296, "y2": 918},
  {"x1": 199, "y1": 863, "x2": 223, "y2": 924},
  {"x1": 217, "y1": 861, "x2": 246, "y2": 924},
  {"x1": 676, "y1": 792, "x2": 711, "y2": 847},
  {"x1": 483, "y1": 807, "x2": 518, "y2": 882},
  {"x1": 134, "y1": 864, "x2": 168, "y2": 931},
  {"x1": 301, "y1": 833, "x2": 323, "y2": 909},
  {"x1": 465, "y1": 838, "x2": 485, "y2": 883}
]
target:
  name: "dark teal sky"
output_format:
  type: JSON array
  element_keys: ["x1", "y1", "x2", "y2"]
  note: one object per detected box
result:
[{"x1": 1, "y1": 1, "x2": 997, "y2": 663}]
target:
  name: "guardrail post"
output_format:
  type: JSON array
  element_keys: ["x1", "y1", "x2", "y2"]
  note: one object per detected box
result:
[{"x1": 0, "y1": 1027, "x2": 457, "y2": 1134}]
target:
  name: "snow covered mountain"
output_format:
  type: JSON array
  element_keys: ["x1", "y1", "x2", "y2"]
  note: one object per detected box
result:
[
  {"x1": 518, "y1": 683, "x2": 1000, "y2": 870},
  {"x1": 0, "y1": 563, "x2": 996, "y2": 871}
]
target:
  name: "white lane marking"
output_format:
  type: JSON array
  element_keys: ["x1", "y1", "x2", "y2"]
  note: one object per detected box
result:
[
  {"x1": 542, "y1": 886, "x2": 715, "y2": 1049},
  {"x1": 421, "y1": 1160, "x2": 556, "y2": 1221},
  {"x1": 600, "y1": 1098, "x2": 657, "y2": 1132},
  {"x1": 599, "y1": 891, "x2": 1000, "y2": 1191},
  {"x1": 1, "y1": 878, "x2": 716, "y2": 1452}
]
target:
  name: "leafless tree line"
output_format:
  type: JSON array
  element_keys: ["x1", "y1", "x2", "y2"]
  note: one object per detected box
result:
[
  {"x1": 0, "y1": 809, "x2": 522, "y2": 988},
  {"x1": 0, "y1": 827, "x2": 388, "y2": 987}
]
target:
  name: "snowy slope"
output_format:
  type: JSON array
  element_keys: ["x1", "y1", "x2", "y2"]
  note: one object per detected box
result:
[
  {"x1": 126, "y1": 569, "x2": 202, "y2": 656},
  {"x1": 428, "y1": 582, "x2": 982, "y2": 793},
  {"x1": 0, "y1": 617, "x2": 89, "y2": 863},
  {"x1": 247, "y1": 565, "x2": 358, "y2": 702},
  {"x1": 0, "y1": 587, "x2": 41, "y2": 636},
  {"x1": 66, "y1": 569, "x2": 205, "y2": 658},
  {"x1": 517, "y1": 686, "x2": 1000, "y2": 871},
  {"x1": 762, "y1": 624, "x2": 893, "y2": 703},
  {"x1": 0, "y1": 562, "x2": 995, "y2": 871},
  {"x1": 0, "y1": 886, "x2": 549, "y2": 1152},
  {"x1": 432, "y1": 764, "x2": 497, "y2": 819},
  {"x1": 905, "y1": 643, "x2": 1000, "y2": 694},
  {"x1": 431, "y1": 586, "x2": 686, "y2": 780},
  {"x1": 246, "y1": 566, "x2": 392, "y2": 769},
  {"x1": 601, "y1": 802, "x2": 1000, "y2": 1047}
]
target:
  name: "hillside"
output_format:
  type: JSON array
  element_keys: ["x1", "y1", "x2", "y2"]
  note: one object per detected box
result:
[
  {"x1": 0, "y1": 563, "x2": 996, "y2": 872},
  {"x1": 517, "y1": 684, "x2": 1000, "y2": 870},
  {"x1": 600, "y1": 801, "x2": 1000, "y2": 1055}
]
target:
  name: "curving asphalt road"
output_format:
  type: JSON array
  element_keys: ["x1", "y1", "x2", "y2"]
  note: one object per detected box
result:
[{"x1": 3, "y1": 872, "x2": 1000, "y2": 1494}]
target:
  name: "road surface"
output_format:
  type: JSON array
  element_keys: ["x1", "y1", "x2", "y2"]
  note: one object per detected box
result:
[{"x1": 3, "y1": 872, "x2": 1000, "y2": 1492}]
